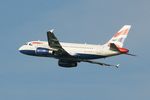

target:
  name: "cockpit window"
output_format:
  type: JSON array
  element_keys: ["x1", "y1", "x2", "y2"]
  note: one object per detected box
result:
[
  {"x1": 29, "y1": 43, "x2": 32, "y2": 46},
  {"x1": 24, "y1": 42, "x2": 32, "y2": 46}
]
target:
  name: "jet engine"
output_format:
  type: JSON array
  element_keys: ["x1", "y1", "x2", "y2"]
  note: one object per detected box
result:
[
  {"x1": 58, "y1": 59, "x2": 77, "y2": 68},
  {"x1": 36, "y1": 47, "x2": 54, "y2": 55}
]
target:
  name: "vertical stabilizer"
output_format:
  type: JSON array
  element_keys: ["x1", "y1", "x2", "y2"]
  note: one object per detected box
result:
[{"x1": 105, "y1": 25, "x2": 131, "y2": 47}]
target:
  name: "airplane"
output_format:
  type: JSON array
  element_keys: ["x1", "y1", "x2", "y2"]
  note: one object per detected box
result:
[{"x1": 19, "y1": 25, "x2": 135, "y2": 68}]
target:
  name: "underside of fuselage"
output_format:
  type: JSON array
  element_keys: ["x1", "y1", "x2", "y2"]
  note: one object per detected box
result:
[{"x1": 19, "y1": 49, "x2": 109, "y2": 60}]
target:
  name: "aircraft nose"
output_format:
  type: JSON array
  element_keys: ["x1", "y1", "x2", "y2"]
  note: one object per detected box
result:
[
  {"x1": 18, "y1": 45, "x2": 25, "y2": 53},
  {"x1": 18, "y1": 46, "x2": 23, "y2": 51},
  {"x1": 18, "y1": 45, "x2": 36, "y2": 55}
]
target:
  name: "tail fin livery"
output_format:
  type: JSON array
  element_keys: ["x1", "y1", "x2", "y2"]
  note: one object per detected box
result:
[{"x1": 105, "y1": 25, "x2": 131, "y2": 47}]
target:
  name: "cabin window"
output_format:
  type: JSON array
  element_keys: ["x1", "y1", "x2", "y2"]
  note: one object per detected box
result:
[{"x1": 29, "y1": 43, "x2": 32, "y2": 46}]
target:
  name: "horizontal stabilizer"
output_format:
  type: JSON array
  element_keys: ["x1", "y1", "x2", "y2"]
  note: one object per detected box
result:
[
  {"x1": 109, "y1": 43, "x2": 119, "y2": 51},
  {"x1": 109, "y1": 43, "x2": 129, "y2": 54},
  {"x1": 125, "y1": 53, "x2": 136, "y2": 56}
]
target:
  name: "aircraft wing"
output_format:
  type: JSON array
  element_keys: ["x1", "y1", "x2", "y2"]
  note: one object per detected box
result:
[
  {"x1": 82, "y1": 60, "x2": 119, "y2": 68},
  {"x1": 47, "y1": 30, "x2": 71, "y2": 56},
  {"x1": 47, "y1": 29, "x2": 62, "y2": 49}
]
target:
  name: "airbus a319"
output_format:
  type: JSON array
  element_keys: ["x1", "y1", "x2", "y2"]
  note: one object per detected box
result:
[{"x1": 19, "y1": 25, "x2": 135, "y2": 68}]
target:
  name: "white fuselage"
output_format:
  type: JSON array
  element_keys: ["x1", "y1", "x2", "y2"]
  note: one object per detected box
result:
[{"x1": 19, "y1": 41, "x2": 119, "y2": 60}]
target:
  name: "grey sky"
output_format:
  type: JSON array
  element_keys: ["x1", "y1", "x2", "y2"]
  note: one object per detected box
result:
[{"x1": 0, "y1": 0, "x2": 150, "y2": 100}]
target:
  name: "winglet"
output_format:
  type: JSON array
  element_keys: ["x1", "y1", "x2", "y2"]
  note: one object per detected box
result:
[
  {"x1": 115, "y1": 64, "x2": 120, "y2": 68},
  {"x1": 48, "y1": 29, "x2": 54, "y2": 33}
]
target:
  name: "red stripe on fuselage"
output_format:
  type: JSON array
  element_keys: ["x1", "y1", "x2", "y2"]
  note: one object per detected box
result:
[{"x1": 32, "y1": 42, "x2": 43, "y2": 44}]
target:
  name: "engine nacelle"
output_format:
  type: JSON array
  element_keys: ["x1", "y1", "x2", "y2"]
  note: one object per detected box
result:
[
  {"x1": 58, "y1": 59, "x2": 77, "y2": 68},
  {"x1": 36, "y1": 47, "x2": 53, "y2": 55}
]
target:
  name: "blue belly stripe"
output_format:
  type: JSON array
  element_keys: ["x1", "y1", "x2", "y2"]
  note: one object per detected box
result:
[
  {"x1": 20, "y1": 50, "x2": 36, "y2": 56},
  {"x1": 75, "y1": 53, "x2": 106, "y2": 59}
]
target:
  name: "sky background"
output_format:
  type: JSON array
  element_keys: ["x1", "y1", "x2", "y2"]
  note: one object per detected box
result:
[{"x1": 0, "y1": 0, "x2": 150, "y2": 100}]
